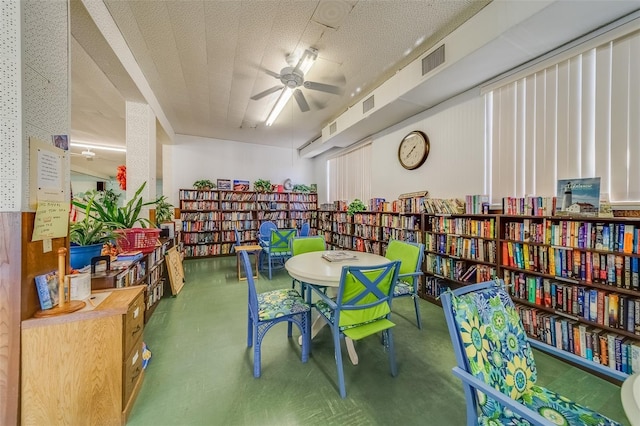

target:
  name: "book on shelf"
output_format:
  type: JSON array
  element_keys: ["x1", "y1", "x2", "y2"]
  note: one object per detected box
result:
[
  {"x1": 117, "y1": 250, "x2": 144, "y2": 261},
  {"x1": 321, "y1": 251, "x2": 358, "y2": 262},
  {"x1": 34, "y1": 270, "x2": 60, "y2": 310}
]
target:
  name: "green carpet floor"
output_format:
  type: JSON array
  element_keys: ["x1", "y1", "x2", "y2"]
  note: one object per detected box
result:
[{"x1": 127, "y1": 256, "x2": 629, "y2": 425}]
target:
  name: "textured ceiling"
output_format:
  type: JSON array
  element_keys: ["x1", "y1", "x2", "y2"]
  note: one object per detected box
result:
[{"x1": 69, "y1": 0, "x2": 489, "y2": 178}]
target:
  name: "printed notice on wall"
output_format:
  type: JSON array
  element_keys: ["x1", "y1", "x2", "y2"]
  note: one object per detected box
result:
[
  {"x1": 37, "y1": 149, "x2": 62, "y2": 189},
  {"x1": 32, "y1": 199, "x2": 70, "y2": 241},
  {"x1": 29, "y1": 137, "x2": 69, "y2": 210}
]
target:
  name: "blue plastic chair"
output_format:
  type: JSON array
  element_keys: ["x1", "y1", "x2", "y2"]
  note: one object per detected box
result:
[
  {"x1": 262, "y1": 228, "x2": 296, "y2": 279},
  {"x1": 441, "y1": 279, "x2": 622, "y2": 426},
  {"x1": 309, "y1": 260, "x2": 401, "y2": 398},
  {"x1": 231, "y1": 228, "x2": 241, "y2": 253},
  {"x1": 258, "y1": 221, "x2": 277, "y2": 247},
  {"x1": 239, "y1": 250, "x2": 311, "y2": 378},
  {"x1": 299, "y1": 222, "x2": 310, "y2": 237},
  {"x1": 385, "y1": 240, "x2": 425, "y2": 329}
]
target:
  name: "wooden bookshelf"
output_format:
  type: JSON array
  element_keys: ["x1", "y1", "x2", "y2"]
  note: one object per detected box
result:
[{"x1": 178, "y1": 189, "x2": 317, "y2": 258}]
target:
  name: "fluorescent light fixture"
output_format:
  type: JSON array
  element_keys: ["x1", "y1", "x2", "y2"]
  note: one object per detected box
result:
[
  {"x1": 265, "y1": 48, "x2": 317, "y2": 127},
  {"x1": 266, "y1": 88, "x2": 293, "y2": 126},
  {"x1": 70, "y1": 142, "x2": 127, "y2": 153}
]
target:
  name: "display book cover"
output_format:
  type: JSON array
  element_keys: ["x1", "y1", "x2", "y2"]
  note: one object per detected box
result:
[
  {"x1": 556, "y1": 177, "x2": 600, "y2": 216},
  {"x1": 34, "y1": 270, "x2": 60, "y2": 310},
  {"x1": 321, "y1": 251, "x2": 358, "y2": 262}
]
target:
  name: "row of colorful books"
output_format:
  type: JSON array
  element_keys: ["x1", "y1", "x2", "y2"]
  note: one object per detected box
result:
[
  {"x1": 506, "y1": 272, "x2": 640, "y2": 333},
  {"x1": 547, "y1": 221, "x2": 640, "y2": 254},
  {"x1": 464, "y1": 194, "x2": 489, "y2": 214},
  {"x1": 422, "y1": 198, "x2": 465, "y2": 215},
  {"x1": 502, "y1": 241, "x2": 640, "y2": 289},
  {"x1": 517, "y1": 305, "x2": 640, "y2": 375},
  {"x1": 427, "y1": 234, "x2": 497, "y2": 264},
  {"x1": 424, "y1": 253, "x2": 496, "y2": 282},
  {"x1": 428, "y1": 216, "x2": 496, "y2": 238},
  {"x1": 502, "y1": 196, "x2": 557, "y2": 216}
]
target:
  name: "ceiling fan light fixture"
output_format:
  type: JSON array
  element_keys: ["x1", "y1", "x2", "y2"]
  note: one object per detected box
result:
[
  {"x1": 265, "y1": 48, "x2": 318, "y2": 127},
  {"x1": 266, "y1": 87, "x2": 293, "y2": 126},
  {"x1": 70, "y1": 141, "x2": 127, "y2": 153}
]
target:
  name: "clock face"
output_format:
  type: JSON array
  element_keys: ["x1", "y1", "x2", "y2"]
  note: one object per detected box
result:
[{"x1": 398, "y1": 131, "x2": 429, "y2": 170}]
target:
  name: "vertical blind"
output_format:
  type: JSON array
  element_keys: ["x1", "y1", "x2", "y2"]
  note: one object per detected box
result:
[
  {"x1": 327, "y1": 141, "x2": 372, "y2": 203},
  {"x1": 486, "y1": 29, "x2": 640, "y2": 203}
]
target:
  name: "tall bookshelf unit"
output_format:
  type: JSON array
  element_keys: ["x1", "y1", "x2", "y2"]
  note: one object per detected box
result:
[
  {"x1": 418, "y1": 210, "x2": 640, "y2": 381},
  {"x1": 179, "y1": 189, "x2": 317, "y2": 258}
]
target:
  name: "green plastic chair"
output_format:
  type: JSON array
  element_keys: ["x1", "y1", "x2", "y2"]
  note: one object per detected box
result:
[
  {"x1": 262, "y1": 228, "x2": 296, "y2": 279},
  {"x1": 290, "y1": 236, "x2": 326, "y2": 293},
  {"x1": 385, "y1": 240, "x2": 425, "y2": 329},
  {"x1": 310, "y1": 261, "x2": 401, "y2": 398}
]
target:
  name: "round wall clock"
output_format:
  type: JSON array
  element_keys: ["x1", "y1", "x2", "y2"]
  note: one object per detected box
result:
[{"x1": 398, "y1": 130, "x2": 430, "y2": 170}]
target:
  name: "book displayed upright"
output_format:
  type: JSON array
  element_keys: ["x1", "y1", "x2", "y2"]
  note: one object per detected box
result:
[{"x1": 34, "y1": 271, "x2": 60, "y2": 310}]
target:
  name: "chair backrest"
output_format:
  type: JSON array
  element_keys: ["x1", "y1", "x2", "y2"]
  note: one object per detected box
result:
[
  {"x1": 385, "y1": 239, "x2": 424, "y2": 276},
  {"x1": 335, "y1": 261, "x2": 400, "y2": 329},
  {"x1": 239, "y1": 251, "x2": 259, "y2": 319},
  {"x1": 269, "y1": 229, "x2": 296, "y2": 254},
  {"x1": 441, "y1": 279, "x2": 537, "y2": 404},
  {"x1": 291, "y1": 236, "x2": 325, "y2": 256},
  {"x1": 259, "y1": 221, "x2": 277, "y2": 243},
  {"x1": 231, "y1": 228, "x2": 241, "y2": 253},
  {"x1": 299, "y1": 222, "x2": 310, "y2": 237}
]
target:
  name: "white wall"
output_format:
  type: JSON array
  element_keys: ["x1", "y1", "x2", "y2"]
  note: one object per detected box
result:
[
  {"x1": 165, "y1": 134, "x2": 316, "y2": 204},
  {"x1": 313, "y1": 90, "x2": 487, "y2": 204}
]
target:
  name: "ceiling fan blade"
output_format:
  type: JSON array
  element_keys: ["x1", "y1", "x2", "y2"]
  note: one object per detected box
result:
[
  {"x1": 263, "y1": 69, "x2": 281, "y2": 79},
  {"x1": 303, "y1": 81, "x2": 343, "y2": 95},
  {"x1": 250, "y1": 85, "x2": 283, "y2": 100},
  {"x1": 293, "y1": 89, "x2": 310, "y2": 112}
]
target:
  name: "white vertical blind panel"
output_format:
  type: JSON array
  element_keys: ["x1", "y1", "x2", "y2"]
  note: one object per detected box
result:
[
  {"x1": 485, "y1": 93, "x2": 493, "y2": 197},
  {"x1": 567, "y1": 56, "x2": 582, "y2": 177},
  {"x1": 556, "y1": 60, "x2": 571, "y2": 179},
  {"x1": 524, "y1": 76, "x2": 536, "y2": 195},
  {"x1": 499, "y1": 84, "x2": 517, "y2": 197},
  {"x1": 610, "y1": 37, "x2": 630, "y2": 201},
  {"x1": 581, "y1": 50, "x2": 596, "y2": 177},
  {"x1": 544, "y1": 66, "x2": 558, "y2": 196},
  {"x1": 515, "y1": 79, "x2": 526, "y2": 196},
  {"x1": 533, "y1": 71, "x2": 549, "y2": 196},
  {"x1": 594, "y1": 43, "x2": 612, "y2": 199},
  {"x1": 628, "y1": 33, "x2": 640, "y2": 200}
]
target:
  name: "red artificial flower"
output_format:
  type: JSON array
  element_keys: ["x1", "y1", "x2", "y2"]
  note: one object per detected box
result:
[{"x1": 116, "y1": 165, "x2": 126, "y2": 190}]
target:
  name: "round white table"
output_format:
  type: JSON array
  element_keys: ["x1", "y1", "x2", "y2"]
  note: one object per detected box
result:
[
  {"x1": 285, "y1": 250, "x2": 390, "y2": 365},
  {"x1": 621, "y1": 373, "x2": 640, "y2": 426}
]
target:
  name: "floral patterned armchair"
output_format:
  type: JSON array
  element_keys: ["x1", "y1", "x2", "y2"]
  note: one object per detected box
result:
[{"x1": 440, "y1": 279, "x2": 622, "y2": 426}]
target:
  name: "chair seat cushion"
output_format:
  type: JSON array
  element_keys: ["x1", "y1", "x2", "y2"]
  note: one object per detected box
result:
[
  {"x1": 393, "y1": 280, "x2": 413, "y2": 296},
  {"x1": 257, "y1": 289, "x2": 310, "y2": 321},
  {"x1": 477, "y1": 384, "x2": 622, "y2": 426},
  {"x1": 315, "y1": 299, "x2": 382, "y2": 332}
]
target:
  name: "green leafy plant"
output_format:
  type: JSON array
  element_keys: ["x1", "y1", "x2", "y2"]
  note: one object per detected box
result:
[
  {"x1": 73, "y1": 181, "x2": 154, "y2": 228},
  {"x1": 69, "y1": 193, "x2": 121, "y2": 245},
  {"x1": 292, "y1": 184, "x2": 311, "y2": 193},
  {"x1": 154, "y1": 195, "x2": 174, "y2": 224},
  {"x1": 253, "y1": 179, "x2": 272, "y2": 193},
  {"x1": 347, "y1": 198, "x2": 367, "y2": 216},
  {"x1": 193, "y1": 179, "x2": 216, "y2": 190}
]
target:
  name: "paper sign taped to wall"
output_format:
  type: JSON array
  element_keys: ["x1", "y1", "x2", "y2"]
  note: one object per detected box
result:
[{"x1": 32, "y1": 200, "x2": 70, "y2": 241}]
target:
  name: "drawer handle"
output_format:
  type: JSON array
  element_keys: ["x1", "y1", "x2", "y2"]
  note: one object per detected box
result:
[
  {"x1": 131, "y1": 324, "x2": 142, "y2": 336},
  {"x1": 131, "y1": 367, "x2": 141, "y2": 381}
]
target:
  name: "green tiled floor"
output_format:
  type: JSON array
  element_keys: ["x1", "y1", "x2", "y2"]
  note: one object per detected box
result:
[{"x1": 127, "y1": 256, "x2": 629, "y2": 425}]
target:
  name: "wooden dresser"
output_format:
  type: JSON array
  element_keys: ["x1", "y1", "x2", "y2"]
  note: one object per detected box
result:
[{"x1": 21, "y1": 286, "x2": 145, "y2": 425}]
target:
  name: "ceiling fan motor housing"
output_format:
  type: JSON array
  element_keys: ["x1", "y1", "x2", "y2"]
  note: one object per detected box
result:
[{"x1": 279, "y1": 67, "x2": 304, "y2": 88}]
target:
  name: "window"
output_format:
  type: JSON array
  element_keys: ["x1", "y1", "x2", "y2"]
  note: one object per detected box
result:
[
  {"x1": 485, "y1": 26, "x2": 640, "y2": 204},
  {"x1": 327, "y1": 141, "x2": 372, "y2": 203}
]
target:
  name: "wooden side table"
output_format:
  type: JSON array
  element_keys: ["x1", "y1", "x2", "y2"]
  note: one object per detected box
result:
[{"x1": 235, "y1": 245, "x2": 262, "y2": 280}]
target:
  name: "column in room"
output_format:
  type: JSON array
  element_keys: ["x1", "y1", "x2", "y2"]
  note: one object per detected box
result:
[{"x1": 125, "y1": 101, "x2": 156, "y2": 220}]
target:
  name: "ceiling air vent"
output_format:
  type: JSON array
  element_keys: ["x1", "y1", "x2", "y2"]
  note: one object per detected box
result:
[
  {"x1": 329, "y1": 121, "x2": 337, "y2": 135},
  {"x1": 362, "y1": 95, "x2": 375, "y2": 114},
  {"x1": 422, "y1": 44, "x2": 445, "y2": 76}
]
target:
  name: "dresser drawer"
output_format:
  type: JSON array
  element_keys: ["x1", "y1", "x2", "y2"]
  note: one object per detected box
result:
[
  {"x1": 123, "y1": 292, "x2": 145, "y2": 356},
  {"x1": 123, "y1": 336, "x2": 144, "y2": 406}
]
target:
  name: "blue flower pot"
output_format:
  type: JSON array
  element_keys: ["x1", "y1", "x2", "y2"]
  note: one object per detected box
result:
[{"x1": 69, "y1": 243, "x2": 104, "y2": 270}]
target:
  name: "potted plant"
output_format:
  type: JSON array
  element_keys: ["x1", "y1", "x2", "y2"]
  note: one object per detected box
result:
[
  {"x1": 292, "y1": 184, "x2": 311, "y2": 193},
  {"x1": 73, "y1": 181, "x2": 154, "y2": 229},
  {"x1": 253, "y1": 179, "x2": 272, "y2": 193},
  {"x1": 347, "y1": 199, "x2": 367, "y2": 216},
  {"x1": 69, "y1": 193, "x2": 122, "y2": 269},
  {"x1": 193, "y1": 179, "x2": 216, "y2": 190},
  {"x1": 154, "y1": 195, "x2": 174, "y2": 225}
]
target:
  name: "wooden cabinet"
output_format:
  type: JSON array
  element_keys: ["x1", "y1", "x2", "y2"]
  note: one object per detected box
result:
[
  {"x1": 179, "y1": 189, "x2": 318, "y2": 258},
  {"x1": 21, "y1": 286, "x2": 145, "y2": 425}
]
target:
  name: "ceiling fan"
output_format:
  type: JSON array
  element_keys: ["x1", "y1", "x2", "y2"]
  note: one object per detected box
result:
[
  {"x1": 251, "y1": 48, "x2": 344, "y2": 114},
  {"x1": 70, "y1": 148, "x2": 97, "y2": 161}
]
